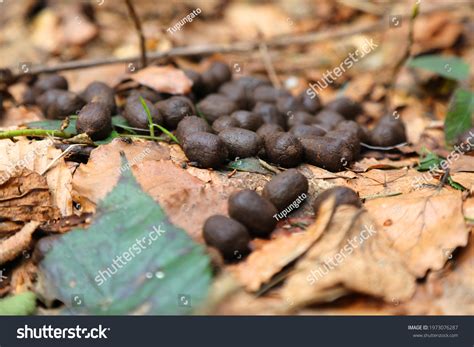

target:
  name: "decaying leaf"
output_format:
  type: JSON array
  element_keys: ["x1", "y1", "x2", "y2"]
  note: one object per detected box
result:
[
  {"x1": 400, "y1": 232, "x2": 474, "y2": 315},
  {"x1": 228, "y1": 197, "x2": 335, "y2": 292},
  {"x1": 0, "y1": 169, "x2": 60, "y2": 223},
  {"x1": 351, "y1": 157, "x2": 417, "y2": 173},
  {"x1": 281, "y1": 205, "x2": 416, "y2": 309},
  {"x1": 365, "y1": 190, "x2": 470, "y2": 277},
  {"x1": 126, "y1": 65, "x2": 193, "y2": 94},
  {"x1": 72, "y1": 139, "x2": 171, "y2": 213},
  {"x1": 0, "y1": 139, "x2": 73, "y2": 216},
  {"x1": 38, "y1": 156, "x2": 211, "y2": 315},
  {"x1": 347, "y1": 168, "x2": 438, "y2": 199},
  {"x1": 73, "y1": 140, "x2": 270, "y2": 241}
]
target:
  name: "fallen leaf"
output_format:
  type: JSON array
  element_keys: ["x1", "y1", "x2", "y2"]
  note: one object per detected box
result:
[
  {"x1": 228, "y1": 197, "x2": 335, "y2": 292},
  {"x1": 0, "y1": 169, "x2": 60, "y2": 223},
  {"x1": 0, "y1": 139, "x2": 73, "y2": 216},
  {"x1": 351, "y1": 157, "x2": 417, "y2": 173},
  {"x1": 398, "y1": 232, "x2": 474, "y2": 315},
  {"x1": 72, "y1": 139, "x2": 170, "y2": 213},
  {"x1": 73, "y1": 140, "x2": 271, "y2": 241},
  {"x1": 450, "y1": 172, "x2": 474, "y2": 190},
  {"x1": 281, "y1": 205, "x2": 416, "y2": 308},
  {"x1": 347, "y1": 168, "x2": 438, "y2": 199},
  {"x1": 126, "y1": 65, "x2": 193, "y2": 95},
  {"x1": 450, "y1": 155, "x2": 474, "y2": 173},
  {"x1": 365, "y1": 190, "x2": 470, "y2": 277},
  {"x1": 38, "y1": 156, "x2": 211, "y2": 315},
  {"x1": 413, "y1": 13, "x2": 463, "y2": 54}
]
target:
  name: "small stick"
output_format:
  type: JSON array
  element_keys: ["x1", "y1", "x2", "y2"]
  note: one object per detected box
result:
[
  {"x1": 257, "y1": 30, "x2": 281, "y2": 88},
  {"x1": 385, "y1": 2, "x2": 420, "y2": 111},
  {"x1": 124, "y1": 0, "x2": 147, "y2": 68},
  {"x1": 41, "y1": 144, "x2": 85, "y2": 175}
]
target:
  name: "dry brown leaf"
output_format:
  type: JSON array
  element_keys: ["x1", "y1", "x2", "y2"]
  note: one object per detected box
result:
[
  {"x1": 413, "y1": 13, "x2": 463, "y2": 54},
  {"x1": 0, "y1": 169, "x2": 60, "y2": 223},
  {"x1": 72, "y1": 139, "x2": 170, "y2": 213},
  {"x1": 0, "y1": 139, "x2": 73, "y2": 216},
  {"x1": 228, "y1": 197, "x2": 335, "y2": 292},
  {"x1": 463, "y1": 197, "x2": 474, "y2": 219},
  {"x1": 399, "y1": 232, "x2": 474, "y2": 315},
  {"x1": 347, "y1": 168, "x2": 442, "y2": 199},
  {"x1": 126, "y1": 65, "x2": 193, "y2": 94},
  {"x1": 0, "y1": 106, "x2": 42, "y2": 129},
  {"x1": 72, "y1": 139, "x2": 232, "y2": 241},
  {"x1": 281, "y1": 205, "x2": 416, "y2": 308},
  {"x1": 450, "y1": 155, "x2": 474, "y2": 173},
  {"x1": 10, "y1": 260, "x2": 37, "y2": 294},
  {"x1": 450, "y1": 172, "x2": 474, "y2": 191},
  {"x1": 0, "y1": 221, "x2": 40, "y2": 265},
  {"x1": 61, "y1": 12, "x2": 98, "y2": 46},
  {"x1": 365, "y1": 190, "x2": 470, "y2": 277}
]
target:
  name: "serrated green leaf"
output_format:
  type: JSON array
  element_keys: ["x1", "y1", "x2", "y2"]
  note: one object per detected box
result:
[
  {"x1": 444, "y1": 88, "x2": 474, "y2": 145},
  {"x1": 38, "y1": 155, "x2": 211, "y2": 315},
  {"x1": 407, "y1": 55, "x2": 469, "y2": 81},
  {"x1": 227, "y1": 157, "x2": 272, "y2": 174},
  {"x1": 0, "y1": 291, "x2": 36, "y2": 316}
]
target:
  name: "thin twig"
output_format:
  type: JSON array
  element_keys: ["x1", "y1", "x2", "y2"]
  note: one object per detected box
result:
[
  {"x1": 385, "y1": 2, "x2": 420, "y2": 111},
  {"x1": 10, "y1": 20, "x2": 385, "y2": 77},
  {"x1": 41, "y1": 144, "x2": 85, "y2": 175},
  {"x1": 257, "y1": 30, "x2": 281, "y2": 88},
  {"x1": 124, "y1": 0, "x2": 147, "y2": 68},
  {"x1": 6, "y1": 1, "x2": 458, "y2": 79}
]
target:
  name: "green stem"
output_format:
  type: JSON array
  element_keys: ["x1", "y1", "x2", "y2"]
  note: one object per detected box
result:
[
  {"x1": 0, "y1": 129, "x2": 71, "y2": 139},
  {"x1": 152, "y1": 124, "x2": 179, "y2": 144},
  {"x1": 118, "y1": 133, "x2": 169, "y2": 141},
  {"x1": 139, "y1": 96, "x2": 155, "y2": 138}
]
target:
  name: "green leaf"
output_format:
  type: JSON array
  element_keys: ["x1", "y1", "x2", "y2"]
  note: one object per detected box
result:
[
  {"x1": 27, "y1": 119, "x2": 76, "y2": 133},
  {"x1": 416, "y1": 150, "x2": 443, "y2": 171},
  {"x1": 27, "y1": 116, "x2": 132, "y2": 145},
  {"x1": 227, "y1": 157, "x2": 272, "y2": 174},
  {"x1": 139, "y1": 96, "x2": 155, "y2": 137},
  {"x1": 447, "y1": 176, "x2": 466, "y2": 191},
  {"x1": 0, "y1": 291, "x2": 37, "y2": 315},
  {"x1": 111, "y1": 115, "x2": 128, "y2": 127},
  {"x1": 38, "y1": 155, "x2": 212, "y2": 315},
  {"x1": 407, "y1": 55, "x2": 469, "y2": 81},
  {"x1": 444, "y1": 88, "x2": 474, "y2": 145}
]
